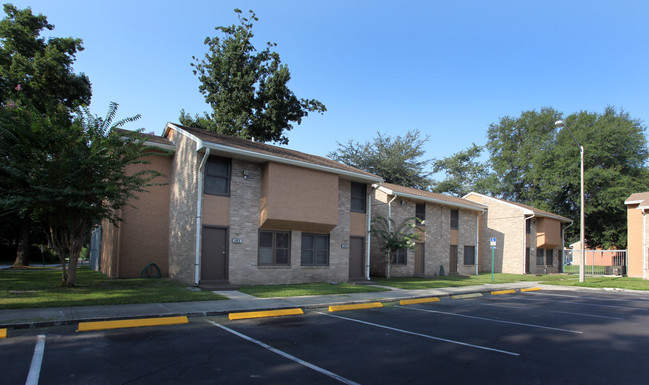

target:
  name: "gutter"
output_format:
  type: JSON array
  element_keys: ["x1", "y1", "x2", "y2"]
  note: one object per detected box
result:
[
  {"x1": 475, "y1": 211, "x2": 485, "y2": 275},
  {"x1": 523, "y1": 214, "x2": 535, "y2": 274},
  {"x1": 366, "y1": 182, "x2": 382, "y2": 280},
  {"x1": 194, "y1": 147, "x2": 210, "y2": 286}
]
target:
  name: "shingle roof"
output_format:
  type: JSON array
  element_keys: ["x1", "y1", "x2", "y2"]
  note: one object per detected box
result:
[
  {"x1": 114, "y1": 128, "x2": 174, "y2": 147},
  {"x1": 379, "y1": 183, "x2": 487, "y2": 211},
  {"x1": 625, "y1": 192, "x2": 649, "y2": 208},
  {"x1": 165, "y1": 123, "x2": 382, "y2": 181},
  {"x1": 464, "y1": 192, "x2": 572, "y2": 222}
]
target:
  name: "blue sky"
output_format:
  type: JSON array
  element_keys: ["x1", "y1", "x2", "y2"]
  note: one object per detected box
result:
[{"x1": 8, "y1": 0, "x2": 649, "y2": 166}]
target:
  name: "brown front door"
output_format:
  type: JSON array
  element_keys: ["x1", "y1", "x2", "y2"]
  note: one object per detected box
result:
[
  {"x1": 449, "y1": 245, "x2": 458, "y2": 273},
  {"x1": 415, "y1": 243, "x2": 425, "y2": 277},
  {"x1": 201, "y1": 227, "x2": 228, "y2": 281},
  {"x1": 349, "y1": 237, "x2": 364, "y2": 279}
]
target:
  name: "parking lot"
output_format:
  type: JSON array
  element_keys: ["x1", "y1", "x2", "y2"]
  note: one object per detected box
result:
[{"x1": 4, "y1": 289, "x2": 649, "y2": 384}]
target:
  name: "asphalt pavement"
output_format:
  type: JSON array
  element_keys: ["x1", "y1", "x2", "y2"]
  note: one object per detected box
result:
[{"x1": 0, "y1": 281, "x2": 543, "y2": 329}]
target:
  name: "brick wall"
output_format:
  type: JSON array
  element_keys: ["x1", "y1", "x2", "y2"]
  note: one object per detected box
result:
[{"x1": 167, "y1": 131, "x2": 199, "y2": 284}]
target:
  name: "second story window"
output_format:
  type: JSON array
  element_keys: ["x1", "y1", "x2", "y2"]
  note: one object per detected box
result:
[
  {"x1": 351, "y1": 182, "x2": 366, "y2": 213},
  {"x1": 450, "y1": 209, "x2": 459, "y2": 230},
  {"x1": 416, "y1": 203, "x2": 426, "y2": 224},
  {"x1": 204, "y1": 156, "x2": 231, "y2": 196}
]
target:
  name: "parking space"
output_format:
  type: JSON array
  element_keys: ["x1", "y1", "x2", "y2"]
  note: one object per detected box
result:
[{"x1": 3, "y1": 289, "x2": 649, "y2": 384}]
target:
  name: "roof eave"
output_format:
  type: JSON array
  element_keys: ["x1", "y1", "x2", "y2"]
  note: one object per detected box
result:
[{"x1": 379, "y1": 186, "x2": 486, "y2": 212}]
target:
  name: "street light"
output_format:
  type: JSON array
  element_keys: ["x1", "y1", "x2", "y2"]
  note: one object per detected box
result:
[{"x1": 555, "y1": 120, "x2": 585, "y2": 283}]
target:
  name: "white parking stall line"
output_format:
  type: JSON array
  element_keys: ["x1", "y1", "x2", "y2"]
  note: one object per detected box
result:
[
  {"x1": 318, "y1": 312, "x2": 519, "y2": 356},
  {"x1": 208, "y1": 321, "x2": 360, "y2": 385},
  {"x1": 524, "y1": 292, "x2": 649, "y2": 308},
  {"x1": 25, "y1": 334, "x2": 46, "y2": 385},
  {"x1": 549, "y1": 310, "x2": 624, "y2": 320},
  {"x1": 399, "y1": 306, "x2": 583, "y2": 334},
  {"x1": 520, "y1": 294, "x2": 646, "y2": 311}
]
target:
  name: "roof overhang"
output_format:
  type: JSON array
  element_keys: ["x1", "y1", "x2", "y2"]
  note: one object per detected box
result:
[
  {"x1": 463, "y1": 192, "x2": 573, "y2": 223},
  {"x1": 378, "y1": 185, "x2": 486, "y2": 212},
  {"x1": 165, "y1": 123, "x2": 383, "y2": 184}
]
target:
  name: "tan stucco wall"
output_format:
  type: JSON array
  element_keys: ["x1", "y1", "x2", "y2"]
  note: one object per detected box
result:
[
  {"x1": 536, "y1": 217, "x2": 562, "y2": 248},
  {"x1": 203, "y1": 195, "x2": 230, "y2": 226},
  {"x1": 260, "y1": 162, "x2": 338, "y2": 233},
  {"x1": 627, "y1": 205, "x2": 644, "y2": 278},
  {"x1": 350, "y1": 212, "x2": 367, "y2": 236},
  {"x1": 116, "y1": 153, "x2": 172, "y2": 278},
  {"x1": 99, "y1": 217, "x2": 118, "y2": 278}
]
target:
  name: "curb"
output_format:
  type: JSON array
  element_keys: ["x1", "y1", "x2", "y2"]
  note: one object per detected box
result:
[{"x1": 0, "y1": 286, "x2": 541, "y2": 330}]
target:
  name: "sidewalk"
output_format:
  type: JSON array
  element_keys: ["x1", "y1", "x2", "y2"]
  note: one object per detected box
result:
[{"x1": 0, "y1": 281, "x2": 547, "y2": 329}]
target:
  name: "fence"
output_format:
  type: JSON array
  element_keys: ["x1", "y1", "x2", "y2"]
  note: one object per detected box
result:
[{"x1": 562, "y1": 249, "x2": 627, "y2": 276}]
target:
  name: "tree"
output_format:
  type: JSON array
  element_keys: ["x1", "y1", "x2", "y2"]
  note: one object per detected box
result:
[
  {"x1": 181, "y1": 9, "x2": 326, "y2": 144},
  {"x1": 370, "y1": 215, "x2": 421, "y2": 279},
  {"x1": 430, "y1": 143, "x2": 493, "y2": 197},
  {"x1": 0, "y1": 3, "x2": 91, "y2": 266},
  {"x1": 0, "y1": 102, "x2": 166, "y2": 286},
  {"x1": 479, "y1": 106, "x2": 648, "y2": 248},
  {"x1": 329, "y1": 130, "x2": 433, "y2": 189}
]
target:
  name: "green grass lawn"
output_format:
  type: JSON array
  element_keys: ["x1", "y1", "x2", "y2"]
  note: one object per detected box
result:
[
  {"x1": 372, "y1": 273, "x2": 649, "y2": 291},
  {"x1": 0, "y1": 267, "x2": 226, "y2": 309},
  {"x1": 239, "y1": 282, "x2": 389, "y2": 298}
]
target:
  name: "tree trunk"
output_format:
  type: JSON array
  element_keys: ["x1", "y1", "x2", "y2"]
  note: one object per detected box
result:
[{"x1": 13, "y1": 219, "x2": 31, "y2": 267}]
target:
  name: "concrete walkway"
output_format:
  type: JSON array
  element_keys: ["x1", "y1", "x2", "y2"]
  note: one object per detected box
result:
[{"x1": 0, "y1": 281, "x2": 546, "y2": 329}]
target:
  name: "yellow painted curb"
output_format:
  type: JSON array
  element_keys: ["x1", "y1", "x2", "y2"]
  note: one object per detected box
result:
[
  {"x1": 228, "y1": 308, "x2": 304, "y2": 320},
  {"x1": 521, "y1": 287, "x2": 541, "y2": 292},
  {"x1": 328, "y1": 302, "x2": 383, "y2": 312},
  {"x1": 452, "y1": 293, "x2": 483, "y2": 300},
  {"x1": 77, "y1": 316, "x2": 188, "y2": 332},
  {"x1": 491, "y1": 289, "x2": 516, "y2": 295},
  {"x1": 400, "y1": 297, "x2": 440, "y2": 305},
  {"x1": 0, "y1": 328, "x2": 6, "y2": 339}
]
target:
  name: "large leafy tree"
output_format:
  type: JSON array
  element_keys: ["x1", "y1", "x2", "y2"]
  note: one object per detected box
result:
[
  {"x1": 435, "y1": 106, "x2": 648, "y2": 248},
  {"x1": 430, "y1": 143, "x2": 493, "y2": 197},
  {"x1": 0, "y1": 103, "x2": 166, "y2": 286},
  {"x1": 181, "y1": 9, "x2": 326, "y2": 144},
  {"x1": 329, "y1": 130, "x2": 433, "y2": 190},
  {"x1": 0, "y1": 3, "x2": 91, "y2": 266}
]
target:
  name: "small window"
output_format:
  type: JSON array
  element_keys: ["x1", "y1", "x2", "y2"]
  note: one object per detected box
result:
[
  {"x1": 394, "y1": 248, "x2": 407, "y2": 265},
  {"x1": 450, "y1": 209, "x2": 459, "y2": 230},
  {"x1": 526, "y1": 220, "x2": 531, "y2": 234},
  {"x1": 351, "y1": 182, "x2": 366, "y2": 213},
  {"x1": 416, "y1": 203, "x2": 426, "y2": 224},
  {"x1": 464, "y1": 245, "x2": 476, "y2": 265},
  {"x1": 258, "y1": 230, "x2": 290, "y2": 266},
  {"x1": 301, "y1": 233, "x2": 329, "y2": 266},
  {"x1": 546, "y1": 249, "x2": 554, "y2": 266},
  {"x1": 204, "y1": 156, "x2": 231, "y2": 196},
  {"x1": 536, "y1": 248, "x2": 545, "y2": 265}
]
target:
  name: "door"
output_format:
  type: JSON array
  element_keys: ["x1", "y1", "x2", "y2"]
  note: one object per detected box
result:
[
  {"x1": 449, "y1": 245, "x2": 458, "y2": 273},
  {"x1": 201, "y1": 227, "x2": 228, "y2": 281},
  {"x1": 414, "y1": 243, "x2": 425, "y2": 277},
  {"x1": 349, "y1": 237, "x2": 364, "y2": 279}
]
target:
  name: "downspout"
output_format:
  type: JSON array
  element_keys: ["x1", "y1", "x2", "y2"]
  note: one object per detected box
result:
[
  {"x1": 194, "y1": 148, "x2": 210, "y2": 286},
  {"x1": 562, "y1": 221, "x2": 573, "y2": 272},
  {"x1": 366, "y1": 182, "x2": 382, "y2": 280},
  {"x1": 643, "y1": 209, "x2": 647, "y2": 280},
  {"x1": 475, "y1": 210, "x2": 485, "y2": 276},
  {"x1": 523, "y1": 214, "x2": 535, "y2": 274}
]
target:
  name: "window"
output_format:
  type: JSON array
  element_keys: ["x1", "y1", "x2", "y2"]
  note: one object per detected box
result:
[
  {"x1": 416, "y1": 203, "x2": 426, "y2": 224},
  {"x1": 301, "y1": 233, "x2": 329, "y2": 266},
  {"x1": 526, "y1": 219, "x2": 531, "y2": 234},
  {"x1": 464, "y1": 245, "x2": 476, "y2": 265},
  {"x1": 536, "y1": 248, "x2": 545, "y2": 265},
  {"x1": 393, "y1": 248, "x2": 407, "y2": 265},
  {"x1": 204, "y1": 156, "x2": 231, "y2": 196},
  {"x1": 450, "y1": 209, "x2": 459, "y2": 229},
  {"x1": 351, "y1": 182, "x2": 366, "y2": 213},
  {"x1": 258, "y1": 230, "x2": 290, "y2": 266},
  {"x1": 546, "y1": 249, "x2": 554, "y2": 266}
]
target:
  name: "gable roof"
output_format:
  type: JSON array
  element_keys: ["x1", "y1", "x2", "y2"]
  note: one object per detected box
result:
[
  {"x1": 463, "y1": 192, "x2": 573, "y2": 222},
  {"x1": 625, "y1": 192, "x2": 649, "y2": 209},
  {"x1": 378, "y1": 183, "x2": 486, "y2": 212},
  {"x1": 163, "y1": 123, "x2": 382, "y2": 183},
  {"x1": 113, "y1": 128, "x2": 175, "y2": 150}
]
